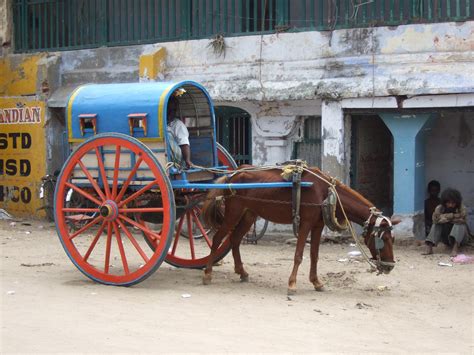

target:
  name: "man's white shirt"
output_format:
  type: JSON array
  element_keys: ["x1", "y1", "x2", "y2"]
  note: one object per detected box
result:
[{"x1": 167, "y1": 118, "x2": 190, "y2": 145}]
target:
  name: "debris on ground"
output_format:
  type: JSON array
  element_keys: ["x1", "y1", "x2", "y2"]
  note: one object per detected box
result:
[
  {"x1": 348, "y1": 251, "x2": 362, "y2": 258},
  {"x1": 438, "y1": 262, "x2": 453, "y2": 267},
  {"x1": 20, "y1": 263, "x2": 55, "y2": 267},
  {"x1": 181, "y1": 293, "x2": 191, "y2": 298},
  {"x1": 6, "y1": 290, "x2": 15, "y2": 295},
  {"x1": 337, "y1": 258, "x2": 348, "y2": 263},
  {"x1": 9, "y1": 222, "x2": 16, "y2": 227},
  {"x1": 451, "y1": 254, "x2": 474, "y2": 264},
  {"x1": 355, "y1": 302, "x2": 372, "y2": 309},
  {"x1": 0, "y1": 209, "x2": 13, "y2": 220},
  {"x1": 377, "y1": 285, "x2": 389, "y2": 291}
]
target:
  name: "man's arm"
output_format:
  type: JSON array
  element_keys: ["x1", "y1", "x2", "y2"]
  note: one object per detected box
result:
[
  {"x1": 452, "y1": 205, "x2": 467, "y2": 224},
  {"x1": 432, "y1": 205, "x2": 452, "y2": 224},
  {"x1": 180, "y1": 144, "x2": 192, "y2": 168}
]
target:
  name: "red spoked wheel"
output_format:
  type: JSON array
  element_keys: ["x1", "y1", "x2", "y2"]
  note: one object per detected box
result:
[
  {"x1": 141, "y1": 143, "x2": 237, "y2": 269},
  {"x1": 54, "y1": 133, "x2": 175, "y2": 286}
]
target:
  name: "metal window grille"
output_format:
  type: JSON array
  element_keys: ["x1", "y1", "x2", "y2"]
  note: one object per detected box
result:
[
  {"x1": 293, "y1": 116, "x2": 322, "y2": 167},
  {"x1": 13, "y1": 0, "x2": 473, "y2": 52}
]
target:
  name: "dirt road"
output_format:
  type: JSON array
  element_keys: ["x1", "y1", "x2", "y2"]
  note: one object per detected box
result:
[{"x1": 1, "y1": 219, "x2": 473, "y2": 353}]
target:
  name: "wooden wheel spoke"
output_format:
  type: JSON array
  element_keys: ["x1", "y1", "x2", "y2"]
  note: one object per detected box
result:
[
  {"x1": 62, "y1": 208, "x2": 100, "y2": 213},
  {"x1": 112, "y1": 145, "x2": 121, "y2": 199},
  {"x1": 186, "y1": 213, "x2": 196, "y2": 260},
  {"x1": 171, "y1": 215, "x2": 185, "y2": 256},
  {"x1": 191, "y1": 210, "x2": 212, "y2": 248},
  {"x1": 104, "y1": 223, "x2": 113, "y2": 274},
  {"x1": 117, "y1": 220, "x2": 149, "y2": 263},
  {"x1": 84, "y1": 220, "x2": 107, "y2": 261},
  {"x1": 113, "y1": 222, "x2": 130, "y2": 275},
  {"x1": 69, "y1": 216, "x2": 103, "y2": 240},
  {"x1": 78, "y1": 160, "x2": 106, "y2": 202},
  {"x1": 118, "y1": 179, "x2": 159, "y2": 208},
  {"x1": 95, "y1": 147, "x2": 111, "y2": 199},
  {"x1": 119, "y1": 207, "x2": 164, "y2": 213},
  {"x1": 115, "y1": 156, "x2": 144, "y2": 202},
  {"x1": 65, "y1": 182, "x2": 102, "y2": 206},
  {"x1": 118, "y1": 214, "x2": 161, "y2": 242}
]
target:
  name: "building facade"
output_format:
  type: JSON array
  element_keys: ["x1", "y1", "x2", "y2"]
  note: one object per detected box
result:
[{"x1": 1, "y1": 0, "x2": 473, "y2": 238}]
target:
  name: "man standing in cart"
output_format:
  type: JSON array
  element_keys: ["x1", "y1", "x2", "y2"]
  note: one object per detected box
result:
[{"x1": 167, "y1": 93, "x2": 193, "y2": 169}]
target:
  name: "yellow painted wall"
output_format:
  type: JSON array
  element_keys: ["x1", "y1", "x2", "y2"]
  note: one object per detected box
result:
[
  {"x1": 0, "y1": 54, "x2": 44, "y2": 96},
  {"x1": 139, "y1": 47, "x2": 166, "y2": 81},
  {"x1": 0, "y1": 98, "x2": 46, "y2": 217}
]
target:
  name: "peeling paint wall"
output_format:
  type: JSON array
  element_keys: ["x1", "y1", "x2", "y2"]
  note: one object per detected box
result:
[
  {"x1": 216, "y1": 99, "x2": 322, "y2": 166},
  {"x1": 58, "y1": 22, "x2": 474, "y2": 102}
]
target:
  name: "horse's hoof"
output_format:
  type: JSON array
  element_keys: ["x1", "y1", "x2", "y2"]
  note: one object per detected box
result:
[
  {"x1": 202, "y1": 274, "x2": 212, "y2": 285},
  {"x1": 287, "y1": 287, "x2": 297, "y2": 296},
  {"x1": 314, "y1": 284, "x2": 324, "y2": 292},
  {"x1": 240, "y1": 275, "x2": 249, "y2": 282}
]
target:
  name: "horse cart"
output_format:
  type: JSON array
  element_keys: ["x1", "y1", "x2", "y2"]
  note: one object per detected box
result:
[{"x1": 54, "y1": 81, "x2": 311, "y2": 286}]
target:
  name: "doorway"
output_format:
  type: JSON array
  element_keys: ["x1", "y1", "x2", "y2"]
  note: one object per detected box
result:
[
  {"x1": 214, "y1": 106, "x2": 252, "y2": 165},
  {"x1": 350, "y1": 114, "x2": 394, "y2": 216}
]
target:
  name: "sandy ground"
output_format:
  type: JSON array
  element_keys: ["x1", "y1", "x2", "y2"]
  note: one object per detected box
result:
[{"x1": 1, "y1": 219, "x2": 473, "y2": 354}]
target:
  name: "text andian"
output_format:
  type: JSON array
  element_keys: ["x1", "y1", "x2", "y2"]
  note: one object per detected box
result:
[{"x1": 0, "y1": 107, "x2": 42, "y2": 124}]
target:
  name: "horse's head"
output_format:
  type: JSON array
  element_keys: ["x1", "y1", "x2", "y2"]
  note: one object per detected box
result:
[{"x1": 362, "y1": 209, "x2": 400, "y2": 274}]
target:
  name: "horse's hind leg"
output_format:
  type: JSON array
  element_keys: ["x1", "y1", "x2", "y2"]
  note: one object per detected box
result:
[
  {"x1": 230, "y1": 210, "x2": 257, "y2": 282},
  {"x1": 288, "y1": 222, "x2": 312, "y2": 295},
  {"x1": 309, "y1": 224, "x2": 324, "y2": 291}
]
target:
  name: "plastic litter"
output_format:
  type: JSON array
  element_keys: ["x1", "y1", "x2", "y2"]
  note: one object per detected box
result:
[
  {"x1": 348, "y1": 251, "x2": 362, "y2": 257},
  {"x1": 337, "y1": 258, "x2": 349, "y2": 263},
  {"x1": 0, "y1": 209, "x2": 13, "y2": 220},
  {"x1": 7, "y1": 290, "x2": 15, "y2": 295},
  {"x1": 377, "y1": 285, "x2": 389, "y2": 291},
  {"x1": 451, "y1": 254, "x2": 474, "y2": 264},
  {"x1": 181, "y1": 293, "x2": 191, "y2": 298},
  {"x1": 9, "y1": 222, "x2": 16, "y2": 227},
  {"x1": 438, "y1": 262, "x2": 453, "y2": 267}
]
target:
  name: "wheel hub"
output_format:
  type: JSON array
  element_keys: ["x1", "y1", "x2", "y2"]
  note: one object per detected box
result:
[{"x1": 100, "y1": 200, "x2": 119, "y2": 221}]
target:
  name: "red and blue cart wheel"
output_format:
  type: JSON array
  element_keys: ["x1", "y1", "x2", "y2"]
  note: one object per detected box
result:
[
  {"x1": 54, "y1": 133, "x2": 175, "y2": 286},
  {"x1": 162, "y1": 143, "x2": 237, "y2": 269}
]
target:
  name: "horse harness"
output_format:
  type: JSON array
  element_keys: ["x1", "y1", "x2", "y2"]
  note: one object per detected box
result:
[{"x1": 363, "y1": 208, "x2": 396, "y2": 269}]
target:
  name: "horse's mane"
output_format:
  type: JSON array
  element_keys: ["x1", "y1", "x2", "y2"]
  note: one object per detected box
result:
[{"x1": 307, "y1": 167, "x2": 374, "y2": 207}]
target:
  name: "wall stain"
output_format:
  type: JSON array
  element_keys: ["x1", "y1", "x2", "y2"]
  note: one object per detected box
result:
[{"x1": 458, "y1": 113, "x2": 472, "y2": 148}]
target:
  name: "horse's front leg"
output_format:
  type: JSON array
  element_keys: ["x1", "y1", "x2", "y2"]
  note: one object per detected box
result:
[
  {"x1": 203, "y1": 227, "x2": 229, "y2": 285},
  {"x1": 309, "y1": 223, "x2": 324, "y2": 291},
  {"x1": 230, "y1": 211, "x2": 257, "y2": 282},
  {"x1": 288, "y1": 222, "x2": 312, "y2": 295}
]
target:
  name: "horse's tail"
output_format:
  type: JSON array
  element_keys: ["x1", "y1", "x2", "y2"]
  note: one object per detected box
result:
[{"x1": 202, "y1": 176, "x2": 229, "y2": 230}]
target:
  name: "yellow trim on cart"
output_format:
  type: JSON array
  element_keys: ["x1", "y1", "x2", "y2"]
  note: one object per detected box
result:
[
  {"x1": 67, "y1": 85, "x2": 87, "y2": 142},
  {"x1": 158, "y1": 85, "x2": 174, "y2": 142}
]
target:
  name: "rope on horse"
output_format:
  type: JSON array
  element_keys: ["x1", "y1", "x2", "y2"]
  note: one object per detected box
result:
[{"x1": 300, "y1": 167, "x2": 377, "y2": 271}]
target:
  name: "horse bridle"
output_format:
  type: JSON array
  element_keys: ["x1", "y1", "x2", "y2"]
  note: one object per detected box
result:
[{"x1": 362, "y1": 208, "x2": 396, "y2": 270}]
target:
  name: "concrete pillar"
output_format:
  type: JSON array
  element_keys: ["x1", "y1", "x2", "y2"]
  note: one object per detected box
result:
[
  {"x1": 380, "y1": 113, "x2": 437, "y2": 237},
  {"x1": 321, "y1": 101, "x2": 345, "y2": 181}
]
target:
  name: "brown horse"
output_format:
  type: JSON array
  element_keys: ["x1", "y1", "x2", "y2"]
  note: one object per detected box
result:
[{"x1": 201, "y1": 167, "x2": 399, "y2": 294}]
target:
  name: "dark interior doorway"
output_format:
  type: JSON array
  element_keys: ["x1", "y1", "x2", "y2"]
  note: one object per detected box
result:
[
  {"x1": 292, "y1": 116, "x2": 322, "y2": 167},
  {"x1": 350, "y1": 115, "x2": 394, "y2": 216},
  {"x1": 214, "y1": 106, "x2": 252, "y2": 165}
]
